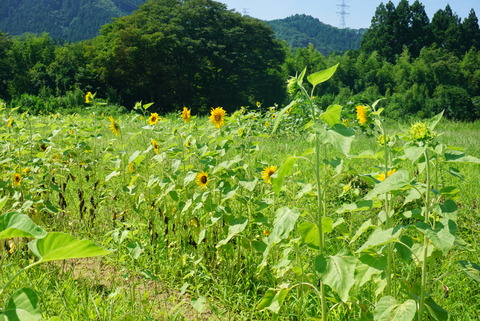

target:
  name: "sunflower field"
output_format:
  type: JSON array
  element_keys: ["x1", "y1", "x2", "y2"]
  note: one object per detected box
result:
[{"x1": 1, "y1": 66, "x2": 480, "y2": 321}]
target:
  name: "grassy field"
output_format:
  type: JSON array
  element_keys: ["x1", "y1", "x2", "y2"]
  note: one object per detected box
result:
[{"x1": 0, "y1": 100, "x2": 479, "y2": 320}]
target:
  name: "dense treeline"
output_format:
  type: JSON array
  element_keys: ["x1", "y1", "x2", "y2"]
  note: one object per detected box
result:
[
  {"x1": 266, "y1": 14, "x2": 366, "y2": 55},
  {"x1": 0, "y1": 0, "x2": 285, "y2": 113},
  {"x1": 0, "y1": 0, "x2": 146, "y2": 42},
  {"x1": 362, "y1": 0, "x2": 480, "y2": 60},
  {"x1": 0, "y1": 0, "x2": 479, "y2": 120}
]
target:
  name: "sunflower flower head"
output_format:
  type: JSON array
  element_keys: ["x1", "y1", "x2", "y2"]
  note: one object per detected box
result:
[
  {"x1": 355, "y1": 105, "x2": 369, "y2": 125},
  {"x1": 209, "y1": 107, "x2": 226, "y2": 128},
  {"x1": 148, "y1": 113, "x2": 160, "y2": 125},
  {"x1": 151, "y1": 139, "x2": 159, "y2": 154},
  {"x1": 181, "y1": 107, "x2": 191, "y2": 123},
  {"x1": 85, "y1": 92, "x2": 94, "y2": 104},
  {"x1": 409, "y1": 122, "x2": 434, "y2": 142},
  {"x1": 377, "y1": 134, "x2": 391, "y2": 146},
  {"x1": 12, "y1": 173, "x2": 21, "y2": 186},
  {"x1": 108, "y1": 116, "x2": 120, "y2": 136},
  {"x1": 261, "y1": 165, "x2": 277, "y2": 184},
  {"x1": 196, "y1": 171, "x2": 209, "y2": 189}
]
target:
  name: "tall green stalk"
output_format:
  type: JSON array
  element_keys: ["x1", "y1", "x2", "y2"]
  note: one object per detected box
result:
[{"x1": 418, "y1": 150, "x2": 431, "y2": 321}]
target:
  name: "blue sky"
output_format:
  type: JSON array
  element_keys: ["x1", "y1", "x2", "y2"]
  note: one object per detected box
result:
[{"x1": 218, "y1": 0, "x2": 480, "y2": 29}]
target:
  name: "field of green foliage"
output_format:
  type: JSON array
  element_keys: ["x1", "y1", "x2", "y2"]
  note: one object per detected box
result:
[{"x1": 1, "y1": 68, "x2": 480, "y2": 321}]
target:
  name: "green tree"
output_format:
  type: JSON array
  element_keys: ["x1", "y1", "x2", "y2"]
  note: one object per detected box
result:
[
  {"x1": 91, "y1": 0, "x2": 285, "y2": 112},
  {"x1": 431, "y1": 5, "x2": 462, "y2": 54},
  {"x1": 0, "y1": 32, "x2": 13, "y2": 100},
  {"x1": 461, "y1": 9, "x2": 480, "y2": 51}
]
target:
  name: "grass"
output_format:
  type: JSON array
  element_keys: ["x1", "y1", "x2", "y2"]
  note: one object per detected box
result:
[{"x1": 0, "y1": 106, "x2": 479, "y2": 320}]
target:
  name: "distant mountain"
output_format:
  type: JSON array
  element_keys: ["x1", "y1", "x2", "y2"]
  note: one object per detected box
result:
[
  {"x1": 0, "y1": 0, "x2": 147, "y2": 42},
  {"x1": 266, "y1": 14, "x2": 366, "y2": 54}
]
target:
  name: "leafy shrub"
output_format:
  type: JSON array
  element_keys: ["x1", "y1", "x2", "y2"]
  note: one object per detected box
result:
[{"x1": 429, "y1": 85, "x2": 475, "y2": 121}]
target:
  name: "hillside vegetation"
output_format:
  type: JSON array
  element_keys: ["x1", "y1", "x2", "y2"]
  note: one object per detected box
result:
[
  {"x1": 0, "y1": 0, "x2": 146, "y2": 42},
  {"x1": 266, "y1": 14, "x2": 366, "y2": 55}
]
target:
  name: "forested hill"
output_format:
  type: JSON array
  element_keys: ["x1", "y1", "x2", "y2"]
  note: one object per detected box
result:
[
  {"x1": 0, "y1": 0, "x2": 147, "y2": 42},
  {"x1": 266, "y1": 14, "x2": 366, "y2": 54}
]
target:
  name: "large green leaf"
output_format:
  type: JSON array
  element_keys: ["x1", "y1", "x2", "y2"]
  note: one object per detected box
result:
[
  {"x1": 320, "y1": 104, "x2": 342, "y2": 126},
  {"x1": 365, "y1": 170, "x2": 411, "y2": 200},
  {"x1": 315, "y1": 249, "x2": 357, "y2": 302},
  {"x1": 459, "y1": 260, "x2": 480, "y2": 282},
  {"x1": 444, "y1": 150, "x2": 480, "y2": 164},
  {"x1": 356, "y1": 226, "x2": 404, "y2": 253},
  {"x1": 413, "y1": 219, "x2": 456, "y2": 254},
  {"x1": 271, "y1": 100, "x2": 296, "y2": 134},
  {"x1": 28, "y1": 232, "x2": 110, "y2": 263},
  {"x1": 307, "y1": 63, "x2": 339, "y2": 88},
  {"x1": 256, "y1": 286, "x2": 291, "y2": 313},
  {"x1": 355, "y1": 254, "x2": 387, "y2": 287},
  {"x1": 0, "y1": 288, "x2": 42, "y2": 321},
  {"x1": 0, "y1": 212, "x2": 47, "y2": 240},
  {"x1": 260, "y1": 207, "x2": 300, "y2": 269},
  {"x1": 298, "y1": 221, "x2": 319, "y2": 249},
  {"x1": 374, "y1": 296, "x2": 416, "y2": 321},
  {"x1": 425, "y1": 297, "x2": 449, "y2": 321},
  {"x1": 328, "y1": 124, "x2": 355, "y2": 156},
  {"x1": 269, "y1": 207, "x2": 300, "y2": 243}
]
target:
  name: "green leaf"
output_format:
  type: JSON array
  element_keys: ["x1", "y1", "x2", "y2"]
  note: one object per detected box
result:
[
  {"x1": 0, "y1": 212, "x2": 47, "y2": 240},
  {"x1": 356, "y1": 226, "x2": 404, "y2": 253},
  {"x1": 320, "y1": 104, "x2": 342, "y2": 126},
  {"x1": 307, "y1": 63, "x2": 339, "y2": 88},
  {"x1": 216, "y1": 217, "x2": 248, "y2": 248},
  {"x1": 270, "y1": 207, "x2": 300, "y2": 243},
  {"x1": 105, "y1": 170, "x2": 120, "y2": 182},
  {"x1": 336, "y1": 200, "x2": 380, "y2": 214},
  {"x1": 298, "y1": 221, "x2": 319, "y2": 249},
  {"x1": 256, "y1": 286, "x2": 291, "y2": 313},
  {"x1": 1, "y1": 288, "x2": 42, "y2": 321},
  {"x1": 328, "y1": 124, "x2": 355, "y2": 156},
  {"x1": 404, "y1": 143, "x2": 426, "y2": 163},
  {"x1": 444, "y1": 150, "x2": 480, "y2": 164},
  {"x1": 427, "y1": 111, "x2": 444, "y2": 130},
  {"x1": 365, "y1": 170, "x2": 411, "y2": 200},
  {"x1": 425, "y1": 296, "x2": 449, "y2": 321},
  {"x1": 28, "y1": 232, "x2": 110, "y2": 263},
  {"x1": 315, "y1": 249, "x2": 357, "y2": 302},
  {"x1": 374, "y1": 296, "x2": 416, "y2": 321},
  {"x1": 459, "y1": 260, "x2": 480, "y2": 282},
  {"x1": 191, "y1": 296, "x2": 207, "y2": 313},
  {"x1": 355, "y1": 255, "x2": 387, "y2": 287},
  {"x1": 272, "y1": 155, "x2": 298, "y2": 194},
  {"x1": 271, "y1": 100, "x2": 296, "y2": 134},
  {"x1": 413, "y1": 219, "x2": 456, "y2": 254}
]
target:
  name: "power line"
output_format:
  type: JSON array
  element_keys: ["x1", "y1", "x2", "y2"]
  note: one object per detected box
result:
[{"x1": 337, "y1": 0, "x2": 350, "y2": 28}]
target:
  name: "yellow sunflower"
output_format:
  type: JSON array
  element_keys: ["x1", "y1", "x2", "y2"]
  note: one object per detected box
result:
[
  {"x1": 128, "y1": 162, "x2": 135, "y2": 173},
  {"x1": 6, "y1": 116, "x2": 13, "y2": 128},
  {"x1": 261, "y1": 165, "x2": 277, "y2": 184},
  {"x1": 355, "y1": 105, "x2": 369, "y2": 125},
  {"x1": 209, "y1": 107, "x2": 226, "y2": 128},
  {"x1": 151, "y1": 139, "x2": 159, "y2": 154},
  {"x1": 12, "y1": 173, "x2": 21, "y2": 186},
  {"x1": 181, "y1": 107, "x2": 191, "y2": 123},
  {"x1": 85, "y1": 92, "x2": 94, "y2": 104},
  {"x1": 148, "y1": 113, "x2": 160, "y2": 125},
  {"x1": 108, "y1": 116, "x2": 120, "y2": 136},
  {"x1": 196, "y1": 171, "x2": 209, "y2": 188},
  {"x1": 375, "y1": 169, "x2": 396, "y2": 181}
]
